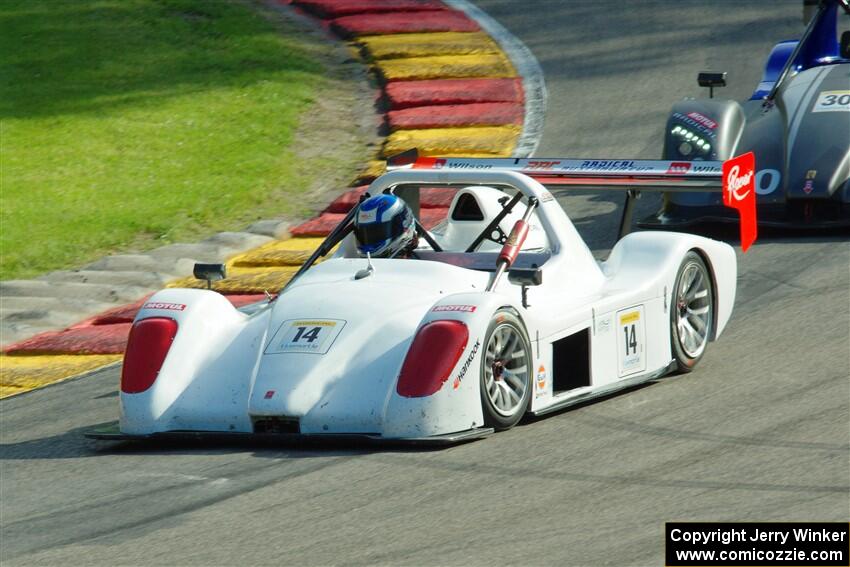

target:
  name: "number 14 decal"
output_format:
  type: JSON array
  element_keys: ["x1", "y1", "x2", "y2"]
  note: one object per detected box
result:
[
  {"x1": 292, "y1": 326, "x2": 322, "y2": 343},
  {"x1": 617, "y1": 306, "x2": 646, "y2": 377},
  {"x1": 264, "y1": 319, "x2": 347, "y2": 355},
  {"x1": 623, "y1": 324, "x2": 638, "y2": 356}
]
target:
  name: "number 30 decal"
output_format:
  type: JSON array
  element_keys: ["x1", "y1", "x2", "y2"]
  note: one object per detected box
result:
[
  {"x1": 813, "y1": 91, "x2": 850, "y2": 113},
  {"x1": 617, "y1": 306, "x2": 647, "y2": 377},
  {"x1": 265, "y1": 319, "x2": 346, "y2": 355}
]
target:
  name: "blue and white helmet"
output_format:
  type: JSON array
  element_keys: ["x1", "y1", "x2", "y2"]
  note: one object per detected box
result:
[{"x1": 354, "y1": 194, "x2": 417, "y2": 258}]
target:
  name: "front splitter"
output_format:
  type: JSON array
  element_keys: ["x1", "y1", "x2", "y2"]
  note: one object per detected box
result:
[{"x1": 85, "y1": 422, "x2": 494, "y2": 448}]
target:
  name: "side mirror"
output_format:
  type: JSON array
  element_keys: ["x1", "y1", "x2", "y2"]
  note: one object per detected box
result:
[
  {"x1": 697, "y1": 71, "x2": 727, "y2": 98},
  {"x1": 508, "y1": 267, "x2": 542, "y2": 287},
  {"x1": 841, "y1": 31, "x2": 850, "y2": 60},
  {"x1": 193, "y1": 263, "x2": 226, "y2": 289},
  {"x1": 509, "y1": 267, "x2": 542, "y2": 309}
]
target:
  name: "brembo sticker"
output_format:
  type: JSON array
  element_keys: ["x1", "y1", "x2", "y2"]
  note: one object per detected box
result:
[
  {"x1": 453, "y1": 340, "x2": 481, "y2": 389},
  {"x1": 143, "y1": 302, "x2": 186, "y2": 311},
  {"x1": 433, "y1": 305, "x2": 476, "y2": 313}
]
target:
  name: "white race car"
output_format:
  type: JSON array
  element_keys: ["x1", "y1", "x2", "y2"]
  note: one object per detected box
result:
[{"x1": 94, "y1": 156, "x2": 751, "y2": 445}]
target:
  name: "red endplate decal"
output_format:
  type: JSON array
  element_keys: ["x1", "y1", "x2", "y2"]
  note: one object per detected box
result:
[{"x1": 722, "y1": 152, "x2": 758, "y2": 252}]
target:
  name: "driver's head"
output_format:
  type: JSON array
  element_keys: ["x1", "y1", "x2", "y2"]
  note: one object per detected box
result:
[{"x1": 354, "y1": 194, "x2": 418, "y2": 258}]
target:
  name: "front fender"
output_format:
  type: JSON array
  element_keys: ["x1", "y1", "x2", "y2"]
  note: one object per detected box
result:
[
  {"x1": 382, "y1": 292, "x2": 517, "y2": 438},
  {"x1": 120, "y1": 289, "x2": 270, "y2": 435}
]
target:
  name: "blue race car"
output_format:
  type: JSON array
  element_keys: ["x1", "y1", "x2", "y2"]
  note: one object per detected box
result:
[{"x1": 642, "y1": 0, "x2": 850, "y2": 228}]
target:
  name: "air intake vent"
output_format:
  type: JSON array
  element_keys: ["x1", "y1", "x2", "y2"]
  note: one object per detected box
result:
[{"x1": 451, "y1": 193, "x2": 485, "y2": 221}]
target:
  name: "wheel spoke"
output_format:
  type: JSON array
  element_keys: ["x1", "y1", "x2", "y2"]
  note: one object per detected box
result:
[
  {"x1": 692, "y1": 268, "x2": 703, "y2": 292},
  {"x1": 497, "y1": 382, "x2": 514, "y2": 408},
  {"x1": 688, "y1": 313, "x2": 707, "y2": 334},
  {"x1": 504, "y1": 371, "x2": 524, "y2": 393},
  {"x1": 683, "y1": 267, "x2": 697, "y2": 295},
  {"x1": 681, "y1": 319, "x2": 697, "y2": 351},
  {"x1": 502, "y1": 332, "x2": 518, "y2": 357},
  {"x1": 689, "y1": 269, "x2": 703, "y2": 295},
  {"x1": 508, "y1": 364, "x2": 527, "y2": 376},
  {"x1": 491, "y1": 387, "x2": 500, "y2": 409},
  {"x1": 506, "y1": 385, "x2": 521, "y2": 404},
  {"x1": 687, "y1": 305, "x2": 709, "y2": 316}
]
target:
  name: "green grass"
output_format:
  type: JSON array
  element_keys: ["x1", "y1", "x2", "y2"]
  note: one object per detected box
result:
[{"x1": 0, "y1": 0, "x2": 326, "y2": 280}]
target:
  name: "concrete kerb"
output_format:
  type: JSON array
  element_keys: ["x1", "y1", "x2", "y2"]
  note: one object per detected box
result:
[{"x1": 0, "y1": 228, "x2": 281, "y2": 347}]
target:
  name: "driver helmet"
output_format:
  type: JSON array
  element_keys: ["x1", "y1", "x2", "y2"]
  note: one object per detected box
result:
[{"x1": 354, "y1": 194, "x2": 418, "y2": 258}]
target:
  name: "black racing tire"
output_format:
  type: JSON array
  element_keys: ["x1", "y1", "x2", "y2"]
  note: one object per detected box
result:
[
  {"x1": 670, "y1": 251, "x2": 714, "y2": 373},
  {"x1": 479, "y1": 309, "x2": 533, "y2": 430}
]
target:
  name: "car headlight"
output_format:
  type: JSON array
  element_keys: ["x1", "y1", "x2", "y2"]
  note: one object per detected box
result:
[{"x1": 670, "y1": 125, "x2": 712, "y2": 156}]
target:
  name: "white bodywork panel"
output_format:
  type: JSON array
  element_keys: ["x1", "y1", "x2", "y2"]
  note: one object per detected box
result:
[{"x1": 120, "y1": 170, "x2": 737, "y2": 439}]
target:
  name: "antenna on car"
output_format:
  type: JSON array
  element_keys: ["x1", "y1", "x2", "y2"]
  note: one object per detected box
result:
[{"x1": 355, "y1": 252, "x2": 374, "y2": 280}]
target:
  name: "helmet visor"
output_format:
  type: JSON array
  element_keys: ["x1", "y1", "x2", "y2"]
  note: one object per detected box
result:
[
  {"x1": 354, "y1": 208, "x2": 410, "y2": 247},
  {"x1": 354, "y1": 221, "x2": 396, "y2": 246}
]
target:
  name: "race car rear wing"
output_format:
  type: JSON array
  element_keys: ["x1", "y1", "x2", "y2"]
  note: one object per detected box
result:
[{"x1": 386, "y1": 150, "x2": 757, "y2": 251}]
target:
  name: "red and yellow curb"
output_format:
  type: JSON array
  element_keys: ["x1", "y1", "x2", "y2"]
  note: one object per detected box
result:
[
  {"x1": 359, "y1": 31, "x2": 500, "y2": 59},
  {"x1": 0, "y1": 354, "x2": 123, "y2": 398},
  {"x1": 1, "y1": 0, "x2": 530, "y2": 399},
  {"x1": 385, "y1": 77, "x2": 524, "y2": 108},
  {"x1": 331, "y1": 10, "x2": 480, "y2": 37}
]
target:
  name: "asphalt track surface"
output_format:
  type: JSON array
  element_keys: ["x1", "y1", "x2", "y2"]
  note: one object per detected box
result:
[{"x1": 2, "y1": 2, "x2": 848, "y2": 565}]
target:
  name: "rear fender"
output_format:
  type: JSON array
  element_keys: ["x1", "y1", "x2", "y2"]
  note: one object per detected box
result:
[
  {"x1": 604, "y1": 233, "x2": 736, "y2": 341},
  {"x1": 120, "y1": 289, "x2": 271, "y2": 435},
  {"x1": 382, "y1": 292, "x2": 518, "y2": 438}
]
